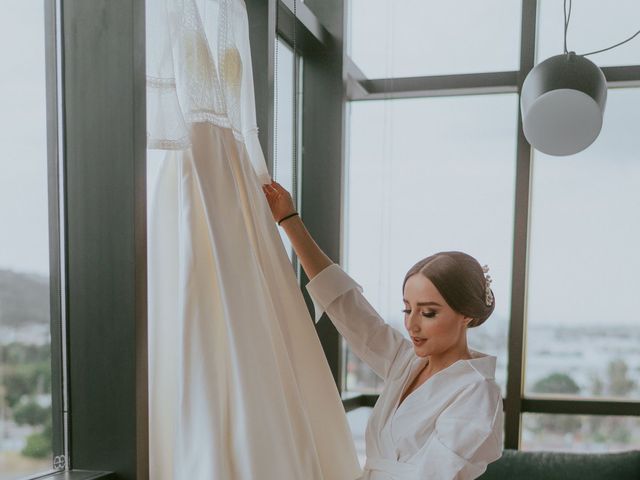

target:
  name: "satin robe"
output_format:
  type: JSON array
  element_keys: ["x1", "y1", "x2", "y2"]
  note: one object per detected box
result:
[{"x1": 306, "y1": 263, "x2": 504, "y2": 480}]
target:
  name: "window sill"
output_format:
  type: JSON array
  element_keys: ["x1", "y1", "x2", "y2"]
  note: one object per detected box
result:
[{"x1": 34, "y1": 471, "x2": 115, "y2": 480}]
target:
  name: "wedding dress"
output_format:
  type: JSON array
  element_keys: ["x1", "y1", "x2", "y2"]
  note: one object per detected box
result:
[{"x1": 145, "y1": 0, "x2": 362, "y2": 478}]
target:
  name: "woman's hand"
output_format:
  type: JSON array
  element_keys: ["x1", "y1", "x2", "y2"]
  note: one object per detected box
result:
[
  {"x1": 262, "y1": 180, "x2": 296, "y2": 223},
  {"x1": 261, "y1": 179, "x2": 333, "y2": 278}
]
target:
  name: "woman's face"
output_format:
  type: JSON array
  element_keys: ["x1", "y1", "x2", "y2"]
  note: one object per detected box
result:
[{"x1": 402, "y1": 273, "x2": 471, "y2": 357}]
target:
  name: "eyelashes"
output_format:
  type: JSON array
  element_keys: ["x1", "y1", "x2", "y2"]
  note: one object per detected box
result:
[{"x1": 401, "y1": 309, "x2": 437, "y2": 318}]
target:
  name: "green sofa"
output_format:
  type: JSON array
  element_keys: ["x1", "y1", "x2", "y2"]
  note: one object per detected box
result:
[{"x1": 479, "y1": 449, "x2": 640, "y2": 480}]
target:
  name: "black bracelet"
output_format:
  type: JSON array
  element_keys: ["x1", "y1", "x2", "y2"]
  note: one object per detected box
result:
[{"x1": 277, "y1": 212, "x2": 299, "y2": 225}]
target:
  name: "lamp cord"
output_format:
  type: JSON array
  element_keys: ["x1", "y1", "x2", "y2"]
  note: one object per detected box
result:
[
  {"x1": 563, "y1": 0, "x2": 572, "y2": 54},
  {"x1": 564, "y1": 0, "x2": 640, "y2": 57}
]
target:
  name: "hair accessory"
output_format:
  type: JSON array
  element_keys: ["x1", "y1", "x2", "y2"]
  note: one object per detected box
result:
[{"x1": 482, "y1": 264, "x2": 494, "y2": 307}]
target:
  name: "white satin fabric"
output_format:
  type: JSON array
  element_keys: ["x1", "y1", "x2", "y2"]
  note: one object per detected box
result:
[
  {"x1": 306, "y1": 263, "x2": 504, "y2": 480},
  {"x1": 146, "y1": 0, "x2": 363, "y2": 478}
]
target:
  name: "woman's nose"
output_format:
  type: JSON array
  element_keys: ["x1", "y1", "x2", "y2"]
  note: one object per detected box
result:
[{"x1": 406, "y1": 312, "x2": 421, "y2": 332}]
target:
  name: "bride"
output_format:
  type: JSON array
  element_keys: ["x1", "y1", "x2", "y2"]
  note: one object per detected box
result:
[{"x1": 262, "y1": 180, "x2": 504, "y2": 480}]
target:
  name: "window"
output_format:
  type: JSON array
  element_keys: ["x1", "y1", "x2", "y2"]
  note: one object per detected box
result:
[
  {"x1": 537, "y1": 0, "x2": 640, "y2": 67},
  {"x1": 348, "y1": 0, "x2": 522, "y2": 78},
  {"x1": 273, "y1": 37, "x2": 302, "y2": 265},
  {"x1": 345, "y1": 94, "x2": 518, "y2": 397},
  {"x1": 525, "y1": 88, "x2": 640, "y2": 404},
  {"x1": 2, "y1": 0, "x2": 328, "y2": 478},
  {"x1": 346, "y1": 407, "x2": 371, "y2": 468},
  {"x1": 0, "y1": 1, "x2": 57, "y2": 478},
  {"x1": 522, "y1": 414, "x2": 640, "y2": 452},
  {"x1": 343, "y1": 0, "x2": 640, "y2": 455}
]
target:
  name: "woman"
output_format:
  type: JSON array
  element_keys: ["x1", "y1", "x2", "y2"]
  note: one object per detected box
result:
[{"x1": 262, "y1": 180, "x2": 504, "y2": 480}]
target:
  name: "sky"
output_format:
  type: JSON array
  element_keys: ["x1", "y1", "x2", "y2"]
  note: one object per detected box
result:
[
  {"x1": 348, "y1": 0, "x2": 640, "y2": 78},
  {"x1": 0, "y1": 1, "x2": 49, "y2": 277},
  {"x1": 2, "y1": 0, "x2": 639, "y2": 328}
]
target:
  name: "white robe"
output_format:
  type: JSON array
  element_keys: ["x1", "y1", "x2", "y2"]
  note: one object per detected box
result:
[{"x1": 306, "y1": 263, "x2": 504, "y2": 480}]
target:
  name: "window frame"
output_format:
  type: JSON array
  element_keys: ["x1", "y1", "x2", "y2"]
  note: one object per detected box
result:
[
  {"x1": 341, "y1": 0, "x2": 640, "y2": 451},
  {"x1": 42, "y1": 0, "x2": 148, "y2": 477}
]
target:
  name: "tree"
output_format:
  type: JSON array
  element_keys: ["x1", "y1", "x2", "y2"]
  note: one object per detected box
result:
[
  {"x1": 588, "y1": 371, "x2": 604, "y2": 396},
  {"x1": 2, "y1": 361, "x2": 51, "y2": 408},
  {"x1": 607, "y1": 359, "x2": 635, "y2": 397},
  {"x1": 531, "y1": 372, "x2": 581, "y2": 434},
  {"x1": 587, "y1": 372, "x2": 606, "y2": 437},
  {"x1": 14, "y1": 399, "x2": 50, "y2": 426},
  {"x1": 532, "y1": 372, "x2": 580, "y2": 395},
  {"x1": 21, "y1": 410, "x2": 53, "y2": 459}
]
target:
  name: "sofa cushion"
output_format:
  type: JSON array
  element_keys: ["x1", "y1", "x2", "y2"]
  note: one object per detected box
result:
[{"x1": 479, "y1": 448, "x2": 640, "y2": 480}]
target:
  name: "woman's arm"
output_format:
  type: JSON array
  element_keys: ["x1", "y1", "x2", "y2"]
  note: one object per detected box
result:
[
  {"x1": 415, "y1": 380, "x2": 504, "y2": 479},
  {"x1": 305, "y1": 266, "x2": 412, "y2": 380},
  {"x1": 281, "y1": 214, "x2": 333, "y2": 280},
  {"x1": 262, "y1": 180, "x2": 332, "y2": 280}
]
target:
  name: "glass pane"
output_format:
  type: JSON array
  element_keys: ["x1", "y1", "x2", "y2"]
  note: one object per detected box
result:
[
  {"x1": 345, "y1": 94, "x2": 519, "y2": 397},
  {"x1": 274, "y1": 38, "x2": 296, "y2": 262},
  {"x1": 537, "y1": 0, "x2": 640, "y2": 67},
  {"x1": 345, "y1": 406, "x2": 371, "y2": 468},
  {"x1": 348, "y1": 0, "x2": 522, "y2": 79},
  {"x1": 0, "y1": 1, "x2": 55, "y2": 478},
  {"x1": 522, "y1": 413, "x2": 640, "y2": 452},
  {"x1": 525, "y1": 88, "x2": 640, "y2": 401}
]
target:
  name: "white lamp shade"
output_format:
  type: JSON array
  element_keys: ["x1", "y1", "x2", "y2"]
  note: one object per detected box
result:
[{"x1": 521, "y1": 53, "x2": 607, "y2": 156}]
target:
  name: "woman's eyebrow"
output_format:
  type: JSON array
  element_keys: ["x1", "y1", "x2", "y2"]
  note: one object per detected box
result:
[{"x1": 402, "y1": 299, "x2": 442, "y2": 307}]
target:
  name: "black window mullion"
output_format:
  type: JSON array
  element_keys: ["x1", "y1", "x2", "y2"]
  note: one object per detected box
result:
[
  {"x1": 502, "y1": 0, "x2": 538, "y2": 450},
  {"x1": 246, "y1": 0, "x2": 277, "y2": 172},
  {"x1": 60, "y1": 0, "x2": 147, "y2": 476},
  {"x1": 298, "y1": 0, "x2": 347, "y2": 392}
]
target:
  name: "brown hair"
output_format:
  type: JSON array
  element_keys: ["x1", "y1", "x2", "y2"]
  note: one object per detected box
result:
[{"x1": 402, "y1": 251, "x2": 495, "y2": 328}]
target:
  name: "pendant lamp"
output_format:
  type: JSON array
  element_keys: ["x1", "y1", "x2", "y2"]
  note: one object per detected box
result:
[
  {"x1": 520, "y1": 51, "x2": 607, "y2": 156},
  {"x1": 520, "y1": 0, "x2": 640, "y2": 156}
]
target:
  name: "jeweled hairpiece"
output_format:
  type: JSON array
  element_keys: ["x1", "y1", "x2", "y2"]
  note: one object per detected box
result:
[{"x1": 482, "y1": 264, "x2": 494, "y2": 307}]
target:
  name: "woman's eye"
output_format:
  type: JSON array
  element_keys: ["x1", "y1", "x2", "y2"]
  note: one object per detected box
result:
[{"x1": 401, "y1": 309, "x2": 436, "y2": 318}]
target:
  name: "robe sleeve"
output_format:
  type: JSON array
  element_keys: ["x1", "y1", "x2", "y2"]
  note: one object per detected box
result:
[
  {"x1": 417, "y1": 380, "x2": 504, "y2": 480},
  {"x1": 305, "y1": 263, "x2": 412, "y2": 381}
]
